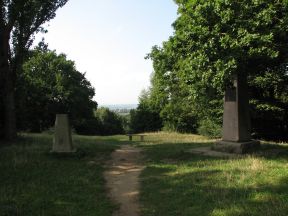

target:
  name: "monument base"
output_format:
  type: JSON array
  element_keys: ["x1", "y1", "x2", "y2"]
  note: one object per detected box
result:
[
  {"x1": 213, "y1": 140, "x2": 260, "y2": 154},
  {"x1": 52, "y1": 114, "x2": 75, "y2": 153}
]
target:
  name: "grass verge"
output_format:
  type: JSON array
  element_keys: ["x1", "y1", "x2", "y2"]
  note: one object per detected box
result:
[{"x1": 0, "y1": 133, "x2": 127, "y2": 216}]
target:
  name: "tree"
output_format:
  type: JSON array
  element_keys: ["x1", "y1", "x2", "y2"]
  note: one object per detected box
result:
[
  {"x1": 18, "y1": 45, "x2": 97, "y2": 132},
  {"x1": 129, "y1": 89, "x2": 163, "y2": 133},
  {"x1": 173, "y1": 0, "x2": 288, "y2": 139},
  {"x1": 145, "y1": 0, "x2": 288, "y2": 138},
  {"x1": 147, "y1": 41, "x2": 219, "y2": 134},
  {"x1": 174, "y1": 0, "x2": 288, "y2": 86},
  {"x1": 95, "y1": 108, "x2": 124, "y2": 135},
  {"x1": 249, "y1": 64, "x2": 288, "y2": 140},
  {"x1": 0, "y1": 0, "x2": 68, "y2": 140},
  {"x1": 75, "y1": 108, "x2": 126, "y2": 136}
]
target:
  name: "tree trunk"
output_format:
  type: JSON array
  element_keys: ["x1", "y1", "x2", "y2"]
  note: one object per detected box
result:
[
  {"x1": 0, "y1": 28, "x2": 17, "y2": 141},
  {"x1": 3, "y1": 71, "x2": 17, "y2": 140}
]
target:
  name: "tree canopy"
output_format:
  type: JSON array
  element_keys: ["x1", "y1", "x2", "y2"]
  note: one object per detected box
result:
[
  {"x1": 159, "y1": 0, "x2": 288, "y2": 94},
  {"x1": 17, "y1": 44, "x2": 97, "y2": 132},
  {"x1": 133, "y1": 0, "x2": 288, "y2": 139},
  {"x1": 0, "y1": 0, "x2": 69, "y2": 140}
]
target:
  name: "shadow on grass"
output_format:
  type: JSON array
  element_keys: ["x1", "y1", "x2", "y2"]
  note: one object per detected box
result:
[
  {"x1": 139, "y1": 141, "x2": 227, "y2": 164},
  {"x1": 0, "y1": 133, "x2": 124, "y2": 216},
  {"x1": 140, "y1": 141, "x2": 288, "y2": 216},
  {"x1": 256, "y1": 142, "x2": 288, "y2": 160},
  {"x1": 141, "y1": 168, "x2": 288, "y2": 216},
  {"x1": 0, "y1": 134, "x2": 133, "y2": 160},
  {"x1": 140, "y1": 141, "x2": 288, "y2": 163}
]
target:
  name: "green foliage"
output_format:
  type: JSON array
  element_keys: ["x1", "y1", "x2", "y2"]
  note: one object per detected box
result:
[
  {"x1": 17, "y1": 45, "x2": 97, "y2": 132},
  {"x1": 249, "y1": 64, "x2": 288, "y2": 139},
  {"x1": 74, "y1": 108, "x2": 126, "y2": 136},
  {"x1": 95, "y1": 108, "x2": 124, "y2": 135},
  {"x1": 178, "y1": 0, "x2": 288, "y2": 89},
  {"x1": 0, "y1": 0, "x2": 69, "y2": 140},
  {"x1": 1, "y1": 0, "x2": 69, "y2": 67},
  {"x1": 138, "y1": 135, "x2": 288, "y2": 216},
  {"x1": 160, "y1": 101, "x2": 198, "y2": 133},
  {"x1": 74, "y1": 118, "x2": 101, "y2": 136},
  {"x1": 119, "y1": 114, "x2": 130, "y2": 134},
  {"x1": 0, "y1": 133, "x2": 118, "y2": 215},
  {"x1": 174, "y1": 0, "x2": 288, "y2": 103},
  {"x1": 142, "y1": 0, "x2": 288, "y2": 139},
  {"x1": 197, "y1": 118, "x2": 222, "y2": 138},
  {"x1": 130, "y1": 108, "x2": 162, "y2": 133},
  {"x1": 129, "y1": 89, "x2": 162, "y2": 133}
]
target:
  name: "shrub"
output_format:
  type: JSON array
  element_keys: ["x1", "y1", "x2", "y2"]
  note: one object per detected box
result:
[
  {"x1": 197, "y1": 118, "x2": 222, "y2": 138},
  {"x1": 96, "y1": 108, "x2": 124, "y2": 135},
  {"x1": 74, "y1": 118, "x2": 101, "y2": 135}
]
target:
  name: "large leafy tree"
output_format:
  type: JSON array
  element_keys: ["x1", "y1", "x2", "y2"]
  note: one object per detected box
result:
[
  {"x1": 173, "y1": 0, "x2": 288, "y2": 139},
  {"x1": 0, "y1": 0, "x2": 68, "y2": 140},
  {"x1": 144, "y1": 0, "x2": 288, "y2": 138},
  {"x1": 172, "y1": 0, "x2": 288, "y2": 90},
  {"x1": 249, "y1": 64, "x2": 288, "y2": 139},
  {"x1": 129, "y1": 89, "x2": 163, "y2": 133},
  {"x1": 95, "y1": 108, "x2": 124, "y2": 135},
  {"x1": 17, "y1": 45, "x2": 97, "y2": 132}
]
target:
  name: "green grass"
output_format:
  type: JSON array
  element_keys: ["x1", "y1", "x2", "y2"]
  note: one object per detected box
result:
[
  {"x1": 1, "y1": 132, "x2": 288, "y2": 216},
  {"x1": 0, "y1": 133, "x2": 128, "y2": 216},
  {"x1": 136, "y1": 133, "x2": 288, "y2": 216}
]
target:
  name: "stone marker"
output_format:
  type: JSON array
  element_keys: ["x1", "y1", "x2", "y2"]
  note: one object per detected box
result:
[
  {"x1": 213, "y1": 73, "x2": 260, "y2": 154},
  {"x1": 52, "y1": 114, "x2": 75, "y2": 153}
]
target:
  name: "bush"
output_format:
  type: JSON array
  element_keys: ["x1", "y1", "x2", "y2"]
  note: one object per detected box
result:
[
  {"x1": 74, "y1": 118, "x2": 101, "y2": 135},
  {"x1": 197, "y1": 118, "x2": 222, "y2": 138},
  {"x1": 65, "y1": 108, "x2": 125, "y2": 136},
  {"x1": 250, "y1": 103, "x2": 288, "y2": 141},
  {"x1": 96, "y1": 108, "x2": 124, "y2": 135},
  {"x1": 160, "y1": 103, "x2": 198, "y2": 133},
  {"x1": 129, "y1": 108, "x2": 162, "y2": 133}
]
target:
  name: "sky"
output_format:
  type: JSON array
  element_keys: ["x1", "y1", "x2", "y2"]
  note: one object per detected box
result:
[{"x1": 35, "y1": 0, "x2": 178, "y2": 105}]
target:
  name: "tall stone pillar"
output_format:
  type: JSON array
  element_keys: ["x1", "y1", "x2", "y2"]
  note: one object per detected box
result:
[
  {"x1": 213, "y1": 73, "x2": 260, "y2": 154},
  {"x1": 52, "y1": 114, "x2": 75, "y2": 153}
]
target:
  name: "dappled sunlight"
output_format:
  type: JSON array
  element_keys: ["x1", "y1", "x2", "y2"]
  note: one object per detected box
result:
[
  {"x1": 142, "y1": 163, "x2": 288, "y2": 215},
  {"x1": 247, "y1": 157, "x2": 265, "y2": 172},
  {"x1": 211, "y1": 207, "x2": 244, "y2": 216},
  {"x1": 140, "y1": 136, "x2": 288, "y2": 216},
  {"x1": 141, "y1": 132, "x2": 215, "y2": 144},
  {"x1": 0, "y1": 133, "x2": 118, "y2": 215},
  {"x1": 251, "y1": 192, "x2": 277, "y2": 202}
]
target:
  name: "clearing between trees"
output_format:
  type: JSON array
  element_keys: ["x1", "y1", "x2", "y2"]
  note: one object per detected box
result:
[{"x1": 0, "y1": 133, "x2": 288, "y2": 216}]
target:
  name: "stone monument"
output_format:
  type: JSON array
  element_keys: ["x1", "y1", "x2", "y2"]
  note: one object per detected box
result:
[
  {"x1": 213, "y1": 73, "x2": 260, "y2": 154},
  {"x1": 52, "y1": 114, "x2": 75, "y2": 153}
]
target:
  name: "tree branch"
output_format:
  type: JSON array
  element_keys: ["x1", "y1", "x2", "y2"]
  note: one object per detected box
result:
[{"x1": 7, "y1": 1, "x2": 25, "y2": 33}]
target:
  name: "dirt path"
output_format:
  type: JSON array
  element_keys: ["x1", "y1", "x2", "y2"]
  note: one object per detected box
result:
[{"x1": 104, "y1": 145, "x2": 144, "y2": 216}]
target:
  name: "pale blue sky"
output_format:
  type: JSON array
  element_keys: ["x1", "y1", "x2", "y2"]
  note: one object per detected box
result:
[{"x1": 36, "y1": 0, "x2": 178, "y2": 105}]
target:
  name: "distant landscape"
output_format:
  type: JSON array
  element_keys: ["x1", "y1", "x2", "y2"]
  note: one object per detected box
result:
[{"x1": 100, "y1": 104, "x2": 138, "y2": 115}]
